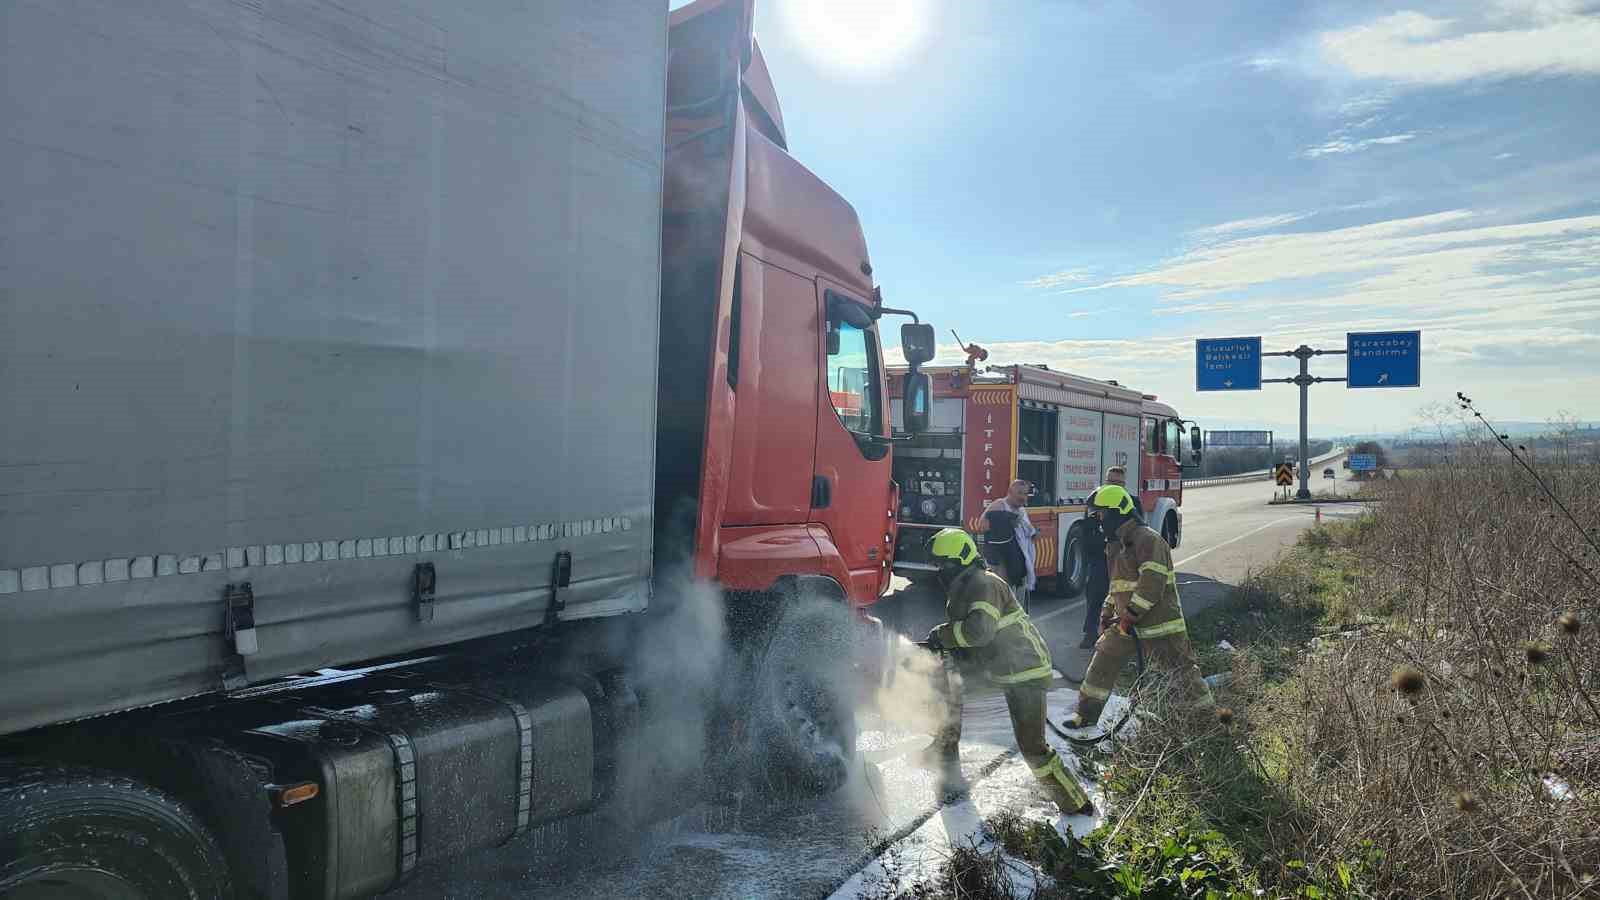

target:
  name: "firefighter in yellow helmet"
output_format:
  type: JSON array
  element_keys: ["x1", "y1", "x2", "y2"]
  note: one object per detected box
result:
[
  {"x1": 923, "y1": 527, "x2": 1095, "y2": 816},
  {"x1": 1061, "y1": 485, "x2": 1214, "y2": 732}
]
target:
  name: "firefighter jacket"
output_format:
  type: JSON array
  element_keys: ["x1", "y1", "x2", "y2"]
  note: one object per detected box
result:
[
  {"x1": 932, "y1": 564, "x2": 1053, "y2": 685},
  {"x1": 1106, "y1": 521, "x2": 1187, "y2": 640}
]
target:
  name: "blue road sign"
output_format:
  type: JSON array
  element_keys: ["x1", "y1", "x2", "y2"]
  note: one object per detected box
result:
[
  {"x1": 1196, "y1": 337, "x2": 1262, "y2": 391},
  {"x1": 1347, "y1": 330, "x2": 1420, "y2": 388},
  {"x1": 1349, "y1": 454, "x2": 1378, "y2": 471}
]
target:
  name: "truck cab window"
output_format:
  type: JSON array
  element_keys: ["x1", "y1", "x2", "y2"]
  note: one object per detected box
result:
[
  {"x1": 827, "y1": 321, "x2": 882, "y2": 438},
  {"x1": 1144, "y1": 416, "x2": 1158, "y2": 454},
  {"x1": 1164, "y1": 419, "x2": 1181, "y2": 458}
]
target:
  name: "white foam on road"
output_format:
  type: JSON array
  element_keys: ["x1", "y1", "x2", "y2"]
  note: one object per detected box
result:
[{"x1": 829, "y1": 684, "x2": 1128, "y2": 899}]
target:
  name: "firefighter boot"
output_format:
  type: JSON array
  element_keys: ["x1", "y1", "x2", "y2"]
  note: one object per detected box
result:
[
  {"x1": 1033, "y1": 753, "x2": 1095, "y2": 817},
  {"x1": 1007, "y1": 684, "x2": 1095, "y2": 816}
]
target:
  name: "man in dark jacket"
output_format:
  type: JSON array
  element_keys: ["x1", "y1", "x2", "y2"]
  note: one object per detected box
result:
[
  {"x1": 978, "y1": 479, "x2": 1036, "y2": 611},
  {"x1": 1079, "y1": 466, "x2": 1131, "y2": 648}
]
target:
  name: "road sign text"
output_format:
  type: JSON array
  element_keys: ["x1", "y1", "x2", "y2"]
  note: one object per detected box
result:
[
  {"x1": 1347, "y1": 330, "x2": 1421, "y2": 389},
  {"x1": 1195, "y1": 337, "x2": 1263, "y2": 392}
]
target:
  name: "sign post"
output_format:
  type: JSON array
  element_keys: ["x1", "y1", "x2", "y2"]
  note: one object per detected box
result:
[{"x1": 1198, "y1": 332, "x2": 1422, "y2": 501}]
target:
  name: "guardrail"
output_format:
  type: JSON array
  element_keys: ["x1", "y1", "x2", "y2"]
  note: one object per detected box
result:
[{"x1": 1183, "y1": 449, "x2": 1345, "y2": 489}]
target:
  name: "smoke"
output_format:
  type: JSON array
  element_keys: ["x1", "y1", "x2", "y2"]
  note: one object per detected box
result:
[
  {"x1": 868, "y1": 634, "x2": 959, "y2": 740},
  {"x1": 607, "y1": 562, "x2": 729, "y2": 826}
]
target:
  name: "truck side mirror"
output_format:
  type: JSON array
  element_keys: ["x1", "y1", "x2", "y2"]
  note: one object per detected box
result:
[
  {"x1": 900, "y1": 323, "x2": 936, "y2": 368},
  {"x1": 1189, "y1": 426, "x2": 1203, "y2": 464},
  {"x1": 902, "y1": 372, "x2": 931, "y2": 434}
]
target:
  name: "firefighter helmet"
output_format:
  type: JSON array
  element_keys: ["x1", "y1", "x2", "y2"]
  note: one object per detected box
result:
[
  {"x1": 926, "y1": 527, "x2": 980, "y2": 568},
  {"x1": 1089, "y1": 484, "x2": 1135, "y2": 515}
]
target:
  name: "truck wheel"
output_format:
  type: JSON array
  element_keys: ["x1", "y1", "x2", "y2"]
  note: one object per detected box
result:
[
  {"x1": 748, "y1": 602, "x2": 859, "y2": 797},
  {"x1": 1161, "y1": 514, "x2": 1180, "y2": 549},
  {"x1": 0, "y1": 763, "x2": 231, "y2": 900},
  {"x1": 1061, "y1": 530, "x2": 1089, "y2": 597}
]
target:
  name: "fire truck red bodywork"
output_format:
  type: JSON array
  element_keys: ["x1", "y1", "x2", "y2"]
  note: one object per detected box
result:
[{"x1": 888, "y1": 364, "x2": 1192, "y2": 590}]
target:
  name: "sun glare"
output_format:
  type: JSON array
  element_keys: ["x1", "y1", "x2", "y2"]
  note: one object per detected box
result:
[{"x1": 776, "y1": 0, "x2": 931, "y2": 76}]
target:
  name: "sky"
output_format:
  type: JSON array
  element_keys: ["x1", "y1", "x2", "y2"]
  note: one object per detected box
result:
[{"x1": 718, "y1": 0, "x2": 1600, "y2": 436}]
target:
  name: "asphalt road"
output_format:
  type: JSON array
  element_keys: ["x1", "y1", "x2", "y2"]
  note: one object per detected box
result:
[{"x1": 385, "y1": 460, "x2": 1372, "y2": 899}]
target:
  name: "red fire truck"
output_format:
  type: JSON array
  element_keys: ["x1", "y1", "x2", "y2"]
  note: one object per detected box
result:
[{"x1": 888, "y1": 363, "x2": 1201, "y2": 595}]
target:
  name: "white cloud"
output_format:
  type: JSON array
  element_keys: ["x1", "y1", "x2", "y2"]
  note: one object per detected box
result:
[
  {"x1": 1319, "y1": 7, "x2": 1600, "y2": 85},
  {"x1": 1094, "y1": 209, "x2": 1598, "y2": 293},
  {"x1": 1302, "y1": 132, "x2": 1416, "y2": 158},
  {"x1": 1029, "y1": 207, "x2": 1600, "y2": 379},
  {"x1": 1338, "y1": 91, "x2": 1394, "y2": 117},
  {"x1": 1189, "y1": 212, "x2": 1311, "y2": 240},
  {"x1": 1494, "y1": 151, "x2": 1518, "y2": 160},
  {"x1": 1021, "y1": 267, "x2": 1092, "y2": 290}
]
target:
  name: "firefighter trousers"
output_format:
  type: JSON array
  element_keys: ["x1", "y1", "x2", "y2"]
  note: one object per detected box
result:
[
  {"x1": 1075, "y1": 629, "x2": 1214, "y2": 724},
  {"x1": 928, "y1": 665, "x2": 1091, "y2": 815},
  {"x1": 1006, "y1": 682, "x2": 1092, "y2": 815}
]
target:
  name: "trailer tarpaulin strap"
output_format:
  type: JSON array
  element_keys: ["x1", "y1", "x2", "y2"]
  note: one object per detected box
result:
[{"x1": 496, "y1": 698, "x2": 537, "y2": 839}]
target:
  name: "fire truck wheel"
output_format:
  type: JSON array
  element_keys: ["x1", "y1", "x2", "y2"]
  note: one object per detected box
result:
[
  {"x1": 0, "y1": 762, "x2": 233, "y2": 900},
  {"x1": 748, "y1": 601, "x2": 858, "y2": 797},
  {"x1": 1061, "y1": 530, "x2": 1089, "y2": 597},
  {"x1": 1161, "y1": 514, "x2": 1179, "y2": 549}
]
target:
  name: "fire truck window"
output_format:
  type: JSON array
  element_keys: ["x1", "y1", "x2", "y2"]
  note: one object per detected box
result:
[
  {"x1": 1164, "y1": 419, "x2": 1181, "y2": 457},
  {"x1": 1017, "y1": 406, "x2": 1057, "y2": 506},
  {"x1": 1144, "y1": 417, "x2": 1158, "y2": 453},
  {"x1": 826, "y1": 322, "x2": 881, "y2": 437}
]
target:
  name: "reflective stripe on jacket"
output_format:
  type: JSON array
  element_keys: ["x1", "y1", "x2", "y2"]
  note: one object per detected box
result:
[
  {"x1": 935, "y1": 565, "x2": 1052, "y2": 684},
  {"x1": 1107, "y1": 522, "x2": 1186, "y2": 639}
]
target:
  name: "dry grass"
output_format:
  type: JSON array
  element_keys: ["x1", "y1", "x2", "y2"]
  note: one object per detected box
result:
[
  {"x1": 1260, "y1": 433, "x2": 1600, "y2": 898},
  {"x1": 1147, "y1": 420, "x2": 1600, "y2": 899}
]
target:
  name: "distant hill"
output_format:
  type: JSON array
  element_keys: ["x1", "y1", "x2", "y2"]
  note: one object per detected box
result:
[{"x1": 1333, "y1": 420, "x2": 1600, "y2": 444}]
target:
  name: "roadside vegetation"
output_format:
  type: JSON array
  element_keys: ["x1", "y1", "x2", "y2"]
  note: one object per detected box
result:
[{"x1": 869, "y1": 411, "x2": 1598, "y2": 899}]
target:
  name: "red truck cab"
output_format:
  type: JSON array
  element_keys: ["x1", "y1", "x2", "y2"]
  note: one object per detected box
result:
[{"x1": 658, "y1": 0, "x2": 927, "y2": 609}]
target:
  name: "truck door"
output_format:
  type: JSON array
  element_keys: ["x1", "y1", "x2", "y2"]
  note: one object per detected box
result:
[{"x1": 811, "y1": 285, "x2": 892, "y2": 605}]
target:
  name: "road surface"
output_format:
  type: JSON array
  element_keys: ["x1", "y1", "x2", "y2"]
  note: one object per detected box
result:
[{"x1": 385, "y1": 461, "x2": 1370, "y2": 899}]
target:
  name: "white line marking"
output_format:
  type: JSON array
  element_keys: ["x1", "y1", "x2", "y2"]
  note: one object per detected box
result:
[
  {"x1": 1174, "y1": 516, "x2": 1305, "y2": 568},
  {"x1": 1033, "y1": 598, "x2": 1085, "y2": 624}
]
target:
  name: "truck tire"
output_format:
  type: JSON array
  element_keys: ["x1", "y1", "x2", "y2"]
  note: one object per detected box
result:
[
  {"x1": 748, "y1": 601, "x2": 859, "y2": 797},
  {"x1": 0, "y1": 763, "x2": 232, "y2": 900},
  {"x1": 1161, "y1": 514, "x2": 1180, "y2": 550},
  {"x1": 1061, "y1": 529, "x2": 1089, "y2": 597}
]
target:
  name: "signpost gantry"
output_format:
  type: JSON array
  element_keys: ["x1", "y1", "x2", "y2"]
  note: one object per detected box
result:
[{"x1": 1196, "y1": 331, "x2": 1421, "y2": 500}]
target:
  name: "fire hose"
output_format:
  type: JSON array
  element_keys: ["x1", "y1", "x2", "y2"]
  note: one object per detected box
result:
[
  {"x1": 899, "y1": 634, "x2": 1142, "y2": 748},
  {"x1": 1051, "y1": 620, "x2": 1145, "y2": 745}
]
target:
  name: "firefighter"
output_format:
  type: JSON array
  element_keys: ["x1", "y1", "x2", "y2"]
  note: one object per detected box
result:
[
  {"x1": 1061, "y1": 484, "x2": 1213, "y2": 731},
  {"x1": 923, "y1": 528, "x2": 1095, "y2": 817}
]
